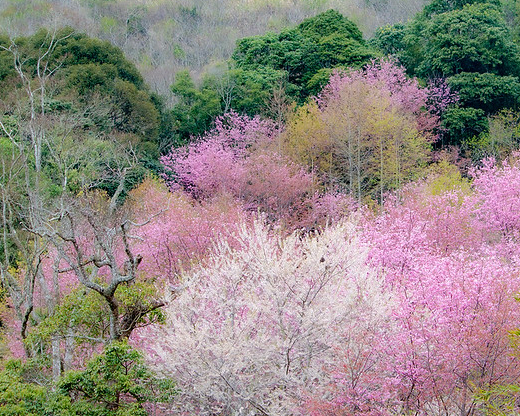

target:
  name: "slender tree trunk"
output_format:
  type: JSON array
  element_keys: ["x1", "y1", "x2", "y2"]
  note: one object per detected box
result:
[
  {"x1": 51, "y1": 337, "x2": 61, "y2": 381},
  {"x1": 64, "y1": 328, "x2": 74, "y2": 371},
  {"x1": 380, "y1": 137, "x2": 384, "y2": 204}
]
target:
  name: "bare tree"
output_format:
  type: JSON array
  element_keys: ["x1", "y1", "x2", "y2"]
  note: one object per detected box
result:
[
  {"x1": 0, "y1": 29, "x2": 72, "y2": 351},
  {"x1": 0, "y1": 30, "x2": 165, "y2": 378},
  {"x1": 46, "y1": 180, "x2": 163, "y2": 341}
]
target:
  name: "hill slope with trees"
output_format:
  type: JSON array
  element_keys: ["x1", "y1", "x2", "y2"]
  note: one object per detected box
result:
[{"x1": 2, "y1": 1, "x2": 520, "y2": 415}]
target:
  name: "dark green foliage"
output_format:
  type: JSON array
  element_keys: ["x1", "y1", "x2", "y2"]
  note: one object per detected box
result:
[
  {"x1": 1, "y1": 28, "x2": 158, "y2": 142},
  {"x1": 15, "y1": 27, "x2": 140, "y2": 87},
  {"x1": 228, "y1": 66, "x2": 293, "y2": 114},
  {"x1": 316, "y1": 32, "x2": 374, "y2": 69},
  {"x1": 152, "y1": 93, "x2": 183, "y2": 153},
  {"x1": 442, "y1": 106, "x2": 488, "y2": 145},
  {"x1": 418, "y1": 3, "x2": 520, "y2": 78},
  {"x1": 66, "y1": 63, "x2": 118, "y2": 95},
  {"x1": 170, "y1": 69, "x2": 198, "y2": 102},
  {"x1": 306, "y1": 67, "x2": 336, "y2": 96},
  {"x1": 167, "y1": 9, "x2": 376, "y2": 144},
  {"x1": 0, "y1": 344, "x2": 175, "y2": 416},
  {"x1": 168, "y1": 65, "x2": 293, "y2": 144},
  {"x1": 370, "y1": 23, "x2": 407, "y2": 57},
  {"x1": 0, "y1": 360, "x2": 71, "y2": 416},
  {"x1": 0, "y1": 27, "x2": 163, "y2": 193},
  {"x1": 0, "y1": 34, "x2": 13, "y2": 82},
  {"x1": 447, "y1": 72, "x2": 520, "y2": 112},
  {"x1": 422, "y1": 0, "x2": 501, "y2": 18},
  {"x1": 232, "y1": 29, "x2": 315, "y2": 91},
  {"x1": 421, "y1": 2, "x2": 520, "y2": 145},
  {"x1": 55, "y1": 29, "x2": 144, "y2": 87},
  {"x1": 390, "y1": 1, "x2": 520, "y2": 80},
  {"x1": 231, "y1": 9, "x2": 376, "y2": 103},
  {"x1": 111, "y1": 79, "x2": 159, "y2": 139},
  {"x1": 169, "y1": 70, "x2": 222, "y2": 143},
  {"x1": 297, "y1": 9, "x2": 363, "y2": 42},
  {"x1": 502, "y1": 0, "x2": 520, "y2": 42},
  {"x1": 374, "y1": 0, "x2": 520, "y2": 147},
  {"x1": 59, "y1": 342, "x2": 176, "y2": 415},
  {"x1": 232, "y1": 31, "x2": 284, "y2": 68}
]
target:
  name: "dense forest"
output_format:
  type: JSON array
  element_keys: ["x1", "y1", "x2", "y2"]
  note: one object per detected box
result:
[
  {"x1": 2, "y1": 0, "x2": 520, "y2": 415},
  {"x1": 0, "y1": 0, "x2": 428, "y2": 95}
]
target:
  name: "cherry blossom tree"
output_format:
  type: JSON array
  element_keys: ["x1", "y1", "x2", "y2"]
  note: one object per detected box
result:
[
  {"x1": 128, "y1": 178, "x2": 246, "y2": 282},
  {"x1": 284, "y1": 59, "x2": 458, "y2": 203},
  {"x1": 351, "y1": 163, "x2": 520, "y2": 415},
  {"x1": 148, "y1": 220, "x2": 392, "y2": 416},
  {"x1": 161, "y1": 111, "x2": 352, "y2": 229}
]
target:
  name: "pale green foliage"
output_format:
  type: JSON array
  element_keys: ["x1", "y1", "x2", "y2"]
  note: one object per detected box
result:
[
  {"x1": 283, "y1": 70, "x2": 432, "y2": 202},
  {"x1": 475, "y1": 384, "x2": 520, "y2": 416},
  {"x1": 25, "y1": 283, "x2": 165, "y2": 354},
  {"x1": 480, "y1": 110, "x2": 520, "y2": 161},
  {"x1": 425, "y1": 160, "x2": 471, "y2": 196}
]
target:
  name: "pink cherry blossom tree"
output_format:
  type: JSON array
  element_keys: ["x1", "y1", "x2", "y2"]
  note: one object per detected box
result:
[
  {"x1": 161, "y1": 111, "x2": 353, "y2": 230},
  {"x1": 350, "y1": 164, "x2": 520, "y2": 415},
  {"x1": 128, "y1": 178, "x2": 246, "y2": 283}
]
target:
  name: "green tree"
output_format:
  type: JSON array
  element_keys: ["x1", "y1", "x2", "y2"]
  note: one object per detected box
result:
[
  {"x1": 0, "y1": 343, "x2": 176, "y2": 416},
  {"x1": 59, "y1": 342, "x2": 176, "y2": 415},
  {"x1": 375, "y1": 0, "x2": 520, "y2": 147},
  {"x1": 164, "y1": 10, "x2": 376, "y2": 143},
  {"x1": 370, "y1": 23, "x2": 407, "y2": 57},
  {"x1": 421, "y1": 0, "x2": 501, "y2": 18},
  {"x1": 502, "y1": 0, "x2": 520, "y2": 42},
  {"x1": 0, "y1": 34, "x2": 13, "y2": 82},
  {"x1": 0, "y1": 360, "x2": 72, "y2": 416},
  {"x1": 447, "y1": 73, "x2": 520, "y2": 113},
  {"x1": 227, "y1": 66, "x2": 291, "y2": 115},
  {"x1": 0, "y1": 27, "x2": 161, "y2": 156},
  {"x1": 231, "y1": 9, "x2": 376, "y2": 103},
  {"x1": 462, "y1": 109, "x2": 520, "y2": 161},
  {"x1": 418, "y1": 3, "x2": 520, "y2": 78},
  {"x1": 169, "y1": 70, "x2": 221, "y2": 144},
  {"x1": 441, "y1": 106, "x2": 488, "y2": 146}
]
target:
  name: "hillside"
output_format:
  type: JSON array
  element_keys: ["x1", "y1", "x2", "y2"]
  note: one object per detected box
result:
[
  {"x1": 0, "y1": 0, "x2": 427, "y2": 95},
  {"x1": 3, "y1": 1, "x2": 520, "y2": 415}
]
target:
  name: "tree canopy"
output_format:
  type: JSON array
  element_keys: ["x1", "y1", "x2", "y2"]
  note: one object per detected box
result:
[
  {"x1": 372, "y1": 0, "x2": 520, "y2": 146},
  {"x1": 232, "y1": 9, "x2": 376, "y2": 102},
  {"x1": 167, "y1": 10, "x2": 376, "y2": 144},
  {"x1": 1, "y1": 28, "x2": 160, "y2": 151}
]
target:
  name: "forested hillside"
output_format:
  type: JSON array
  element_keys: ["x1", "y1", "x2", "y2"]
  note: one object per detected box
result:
[
  {"x1": 0, "y1": 0, "x2": 428, "y2": 95},
  {"x1": 2, "y1": 0, "x2": 520, "y2": 415}
]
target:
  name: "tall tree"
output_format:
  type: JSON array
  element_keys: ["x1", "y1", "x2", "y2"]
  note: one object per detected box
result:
[
  {"x1": 149, "y1": 220, "x2": 391, "y2": 416},
  {"x1": 232, "y1": 9, "x2": 376, "y2": 104},
  {"x1": 0, "y1": 29, "x2": 166, "y2": 378},
  {"x1": 373, "y1": 0, "x2": 520, "y2": 146},
  {"x1": 282, "y1": 59, "x2": 453, "y2": 202}
]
